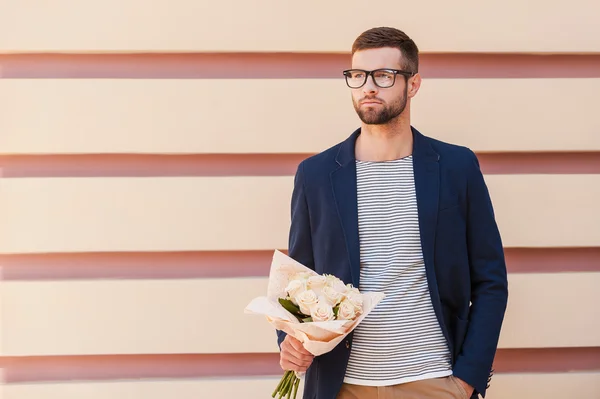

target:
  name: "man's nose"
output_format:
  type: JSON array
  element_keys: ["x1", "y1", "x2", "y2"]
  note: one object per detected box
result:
[{"x1": 362, "y1": 74, "x2": 378, "y2": 94}]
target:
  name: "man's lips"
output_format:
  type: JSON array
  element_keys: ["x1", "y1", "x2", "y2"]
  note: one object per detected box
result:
[{"x1": 360, "y1": 100, "x2": 382, "y2": 105}]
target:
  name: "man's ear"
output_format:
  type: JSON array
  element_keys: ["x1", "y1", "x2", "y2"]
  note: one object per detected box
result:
[{"x1": 407, "y1": 73, "x2": 422, "y2": 98}]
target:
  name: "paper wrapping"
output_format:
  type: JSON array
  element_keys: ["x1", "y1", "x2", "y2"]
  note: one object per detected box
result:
[{"x1": 244, "y1": 250, "x2": 385, "y2": 356}]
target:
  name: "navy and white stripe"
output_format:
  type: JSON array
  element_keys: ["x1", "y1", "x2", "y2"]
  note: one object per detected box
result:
[{"x1": 343, "y1": 156, "x2": 452, "y2": 386}]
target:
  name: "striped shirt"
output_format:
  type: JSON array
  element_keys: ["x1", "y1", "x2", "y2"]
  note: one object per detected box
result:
[{"x1": 343, "y1": 155, "x2": 452, "y2": 386}]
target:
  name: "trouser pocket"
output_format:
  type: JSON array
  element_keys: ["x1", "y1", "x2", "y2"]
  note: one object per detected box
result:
[{"x1": 449, "y1": 375, "x2": 469, "y2": 399}]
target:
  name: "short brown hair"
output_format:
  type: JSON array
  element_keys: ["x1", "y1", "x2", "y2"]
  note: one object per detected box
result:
[{"x1": 352, "y1": 27, "x2": 419, "y2": 73}]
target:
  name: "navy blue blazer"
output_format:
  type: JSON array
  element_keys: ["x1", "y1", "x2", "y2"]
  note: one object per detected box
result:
[{"x1": 277, "y1": 127, "x2": 509, "y2": 399}]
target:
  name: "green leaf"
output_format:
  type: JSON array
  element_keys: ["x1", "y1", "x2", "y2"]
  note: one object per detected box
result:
[
  {"x1": 278, "y1": 298, "x2": 301, "y2": 314},
  {"x1": 333, "y1": 305, "x2": 340, "y2": 318},
  {"x1": 278, "y1": 298, "x2": 307, "y2": 322},
  {"x1": 302, "y1": 317, "x2": 313, "y2": 323}
]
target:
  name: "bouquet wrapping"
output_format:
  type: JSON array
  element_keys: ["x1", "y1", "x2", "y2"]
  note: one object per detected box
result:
[{"x1": 244, "y1": 250, "x2": 385, "y2": 398}]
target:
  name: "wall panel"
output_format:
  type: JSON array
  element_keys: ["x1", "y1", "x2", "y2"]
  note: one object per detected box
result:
[
  {"x1": 1, "y1": 175, "x2": 599, "y2": 254},
  {"x1": 3, "y1": 373, "x2": 600, "y2": 399},
  {"x1": 1, "y1": 1, "x2": 599, "y2": 52},
  {"x1": 2, "y1": 79, "x2": 600, "y2": 154},
  {"x1": 2, "y1": 273, "x2": 598, "y2": 355},
  {"x1": 1, "y1": 377, "x2": 295, "y2": 399},
  {"x1": 3, "y1": 373, "x2": 599, "y2": 399}
]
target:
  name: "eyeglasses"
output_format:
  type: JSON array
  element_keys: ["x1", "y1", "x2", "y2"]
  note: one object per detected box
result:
[{"x1": 343, "y1": 68, "x2": 415, "y2": 89}]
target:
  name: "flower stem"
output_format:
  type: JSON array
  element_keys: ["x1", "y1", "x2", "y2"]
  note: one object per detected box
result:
[
  {"x1": 292, "y1": 375, "x2": 301, "y2": 399},
  {"x1": 278, "y1": 372, "x2": 293, "y2": 399},
  {"x1": 286, "y1": 376, "x2": 294, "y2": 399},
  {"x1": 272, "y1": 371, "x2": 290, "y2": 398}
]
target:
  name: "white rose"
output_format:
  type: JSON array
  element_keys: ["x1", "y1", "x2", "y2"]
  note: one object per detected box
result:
[
  {"x1": 337, "y1": 300, "x2": 357, "y2": 320},
  {"x1": 346, "y1": 284, "x2": 360, "y2": 294},
  {"x1": 321, "y1": 286, "x2": 344, "y2": 306},
  {"x1": 307, "y1": 275, "x2": 327, "y2": 295},
  {"x1": 296, "y1": 289, "x2": 319, "y2": 315},
  {"x1": 311, "y1": 300, "x2": 335, "y2": 322},
  {"x1": 332, "y1": 280, "x2": 349, "y2": 295},
  {"x1": 285, "y1": 279, "x2": 306, "y2": 304},
  {"x1": 345, "y1": 291, "x2": 363, "y2": 312},
  {"x1": 325, "y1": 274, "x2": 338, "y2": 287},
  {"x1": 325, "y1": 275, "x2": 349, "y2": 294}
]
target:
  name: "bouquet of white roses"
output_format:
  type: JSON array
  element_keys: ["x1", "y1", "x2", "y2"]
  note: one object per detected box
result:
[{"x1": 244, "y1": 250, "x2": 385, "y2": 399}]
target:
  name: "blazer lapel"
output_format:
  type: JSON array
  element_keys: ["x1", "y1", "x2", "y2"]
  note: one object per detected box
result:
[
  {"x1": 330, "y1": 129, "x2": 361, "y2": 287},
  {"x1": 412, "y1": 127, "x2": 441, "y2": 287}
]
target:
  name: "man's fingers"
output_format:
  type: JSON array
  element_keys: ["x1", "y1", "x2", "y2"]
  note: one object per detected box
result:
[
  {"x1": 283, "y1": 337, "x2": 314, "y2": 359},
  {"x1": 281, "y1": 361, "x2": 304, "y2": 373},
  {"x1": 280, "y1": 339, "x2": 313, "y2": 373},
  {"x1": 286, "y1": 347, "x2": 314, "y2": 363},
  {"x1": 281, "y1": 348, "x2": 313, "y2": 367},
  {"x1": 281, "y1": 358, "x2": 312, "y2": 371},
  {"x1": 279, "y1": 359, "x2": 310, "y2": 372},
  {"x1": 287, "y1": 336, "x2": 313, "y2": 356},
  {"x1": 280, "y1": 336, "x2": 314, "y2": 373},
  {"x1": 280, "y1": 357, "x2": 312, "y2": 373}
]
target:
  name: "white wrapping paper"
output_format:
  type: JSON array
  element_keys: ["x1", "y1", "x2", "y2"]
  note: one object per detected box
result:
[{"x1": 244, "y1": 250, "x2": 385, "y2": 356}]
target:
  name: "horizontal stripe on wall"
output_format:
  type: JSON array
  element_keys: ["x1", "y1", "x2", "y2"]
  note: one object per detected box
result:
[
  {"x1": 498, "y1": 273, "x2": 600, "y2": 348},
  {"x1": 0, "y1": 177, "x2": 293, "y2": 253},
  {"x1": 0, "y1": 247, "x2": 598, "y2": 281},
  {"x1": 0, "y1": 278, "x2": 275, "y2": 355},
  {"x1": 2, "y1": 79, "x2": 600, "y2": 154},
  {"x1": 1, "y1": 349, "x2": 599, "y2": 383},
  {"x1": 0, "y1": 175, "x2": 598, "y2": 253},
  {"x1": 1, "y1": 273, "x2": 599, "y2": 355},
  {"x1": 0, "y1": 377, "x2": 301, "y2": 399},
  {"x1": 1, "y1": 152, "x2": 599, "y2": 178},
  {"x1": 4, "y1": 372, "x2": 599, "y2": 399},
  {"x1": 2, "y1": 53, "x2": 600, "y2": 79},
  {"x1": 1, "y1": 0, "x2": 598, "y2": 52},
  {"x1": 485, "y1": 372, "x2": 600, "y2": 399}
]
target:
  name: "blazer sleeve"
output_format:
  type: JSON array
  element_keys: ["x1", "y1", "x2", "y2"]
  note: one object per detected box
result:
[
  {"x1": 452, "y1": 150, "x2": 509, "y2": 398},
  {"x1": 276, "y1": 161, "x2": 316, "y2": 348}
]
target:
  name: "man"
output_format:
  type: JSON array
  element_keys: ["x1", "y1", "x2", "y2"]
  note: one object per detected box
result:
[{"x1": 277, "y1": 27, "x2": 508, "y2": 399}]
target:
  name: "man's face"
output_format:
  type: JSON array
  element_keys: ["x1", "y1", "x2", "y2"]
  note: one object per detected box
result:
[{"x1": 349, "y1": 47, "x2": 411, "y2": 125}]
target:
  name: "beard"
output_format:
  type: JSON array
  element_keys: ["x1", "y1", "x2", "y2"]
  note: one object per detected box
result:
[{"x1": 353, "y1": 86, "x2": 407, "y2": 125}]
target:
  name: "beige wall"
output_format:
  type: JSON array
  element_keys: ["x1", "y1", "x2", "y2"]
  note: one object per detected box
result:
[{"x1": 1, "y1": 1, "x2": 599, "y2": 398}]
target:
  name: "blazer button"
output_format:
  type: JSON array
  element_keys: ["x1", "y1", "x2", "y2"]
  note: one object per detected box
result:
[{"x1": 345, "y1": 341, "x2": 350, "y2": 349}]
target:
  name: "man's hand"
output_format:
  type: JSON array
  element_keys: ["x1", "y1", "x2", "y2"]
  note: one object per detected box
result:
[
  {"x1": 455, "y1": 377, "x2": 474, "y2": 397},
  {"x1": 280, "y1": 335, "x2": 314, "y2": 373}
]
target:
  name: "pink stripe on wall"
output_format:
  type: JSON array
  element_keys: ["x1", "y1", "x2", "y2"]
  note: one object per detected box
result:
[
  {"x1": 1, "y1": 53, "x2": 600, "y2": 79},
  {"x1": 0, "y1": 154, "x2": 309, "y2": 178},
  {"x1": 0, "y1": 250, "x2": 280, "y2": 280},
  {"x1": 493, "y1": 347, "x2": 600, "y2": 373},
  {"x1": 0, "y1": 353, "x2": 281, "y2": 383},
  {"x1": 1, "y1": 348, "x2": 599, "y2": 383},
  {"x1": 0, "y1": 247, "x2": 597, "y2": 281},
  {"x1": 504, "y1": 247, "x2": 600, "y2": 273},
  {"x1": 1, "y1": 152, "x2": 599, "y2": 178}
]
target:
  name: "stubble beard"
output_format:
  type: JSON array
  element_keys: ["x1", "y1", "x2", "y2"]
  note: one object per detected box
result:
[{"x1": 353, "y1": 86, "x2": 408, "y2": 125}]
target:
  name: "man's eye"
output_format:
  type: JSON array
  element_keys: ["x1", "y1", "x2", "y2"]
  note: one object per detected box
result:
[{"x1": 374, "y1": 72, "x2": 393, "y2": 80}]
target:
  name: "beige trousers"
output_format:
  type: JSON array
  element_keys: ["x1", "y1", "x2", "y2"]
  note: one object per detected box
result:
[{"x1": 336, "y1": 376, "x2": 470, "y2": 399}]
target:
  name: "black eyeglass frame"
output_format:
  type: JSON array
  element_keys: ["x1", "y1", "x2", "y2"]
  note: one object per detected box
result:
[{"x1": 342, "y1": 68, "x2": 416, "y2": 88}]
